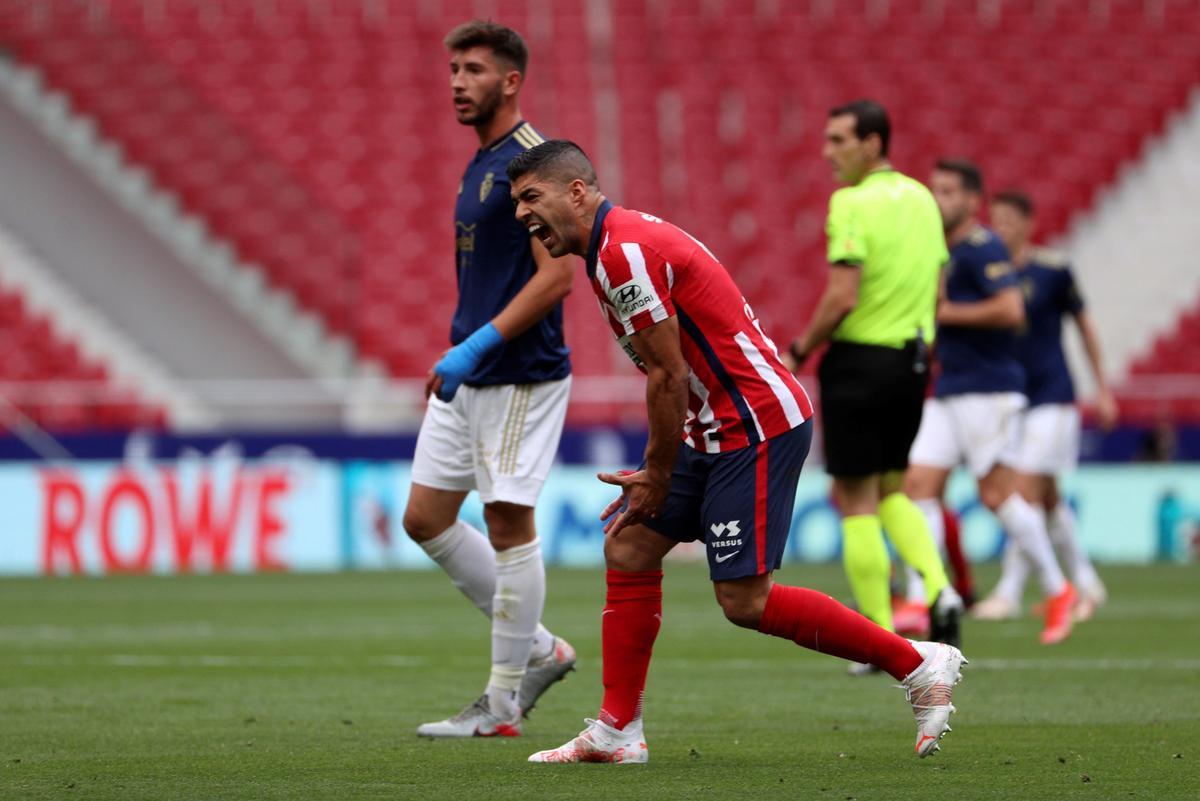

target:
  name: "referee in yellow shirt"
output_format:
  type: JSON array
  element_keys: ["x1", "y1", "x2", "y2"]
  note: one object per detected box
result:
[{"x1": 786, "y1": 100, "x2": 962, "y2": 653}]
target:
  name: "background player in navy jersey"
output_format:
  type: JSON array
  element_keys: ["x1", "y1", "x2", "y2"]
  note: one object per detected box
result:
[
  {"x1": 405, "y1": 21, "x2": 577, "y2": 739},
  {"x1": 970, "y1": 190, "x2": 1115, "y2": 622},
  {"x1": 906, "y1": 160, "x2": 1076, "y2": 645},
  {"x1": 507, "y1": 140, "x2": 966, "y2": 764}
]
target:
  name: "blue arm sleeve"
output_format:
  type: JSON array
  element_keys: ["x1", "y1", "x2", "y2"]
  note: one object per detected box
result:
[{"x1": 433, "y1": 322, "x2": 504, "y2": 402}]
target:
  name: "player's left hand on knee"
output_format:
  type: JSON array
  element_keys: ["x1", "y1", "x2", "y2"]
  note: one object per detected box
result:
[{"x1": 598, "y1": 469, "x2": 668, "y2": 537}]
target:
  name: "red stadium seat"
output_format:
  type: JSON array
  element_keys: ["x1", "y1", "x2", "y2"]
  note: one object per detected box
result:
[
  {"x1": 1, "y1": 0, "x2": 1198, "y2": 410},
  {"x1": 0, "y1": 287, "x2": 162, "y2": 432}
]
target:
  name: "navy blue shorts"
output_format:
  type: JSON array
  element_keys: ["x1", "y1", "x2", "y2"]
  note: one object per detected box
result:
[{"x1": 645, "y1": 420, "x2": 812, "y2": 581}]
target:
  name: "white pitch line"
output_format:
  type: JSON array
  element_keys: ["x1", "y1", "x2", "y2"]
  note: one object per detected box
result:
[
  {"x1": 967, "y1": 658, "x2": 1200, "y2": 671},
  {"x1": 7, "y1": 654, "x2": 430, "y2": 669},
  {"x1": 651, "y1": 656, "x2": 1200, "y2": 672},
  {"x1": 0, "y1": 619, "x2": 438, "y2": 644},
  {"x1": 8, "y1": 654, "x2": 1200, "y2": 672}
]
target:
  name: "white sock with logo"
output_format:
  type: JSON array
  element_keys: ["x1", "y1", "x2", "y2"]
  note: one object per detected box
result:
[
  {"x1": 995, "y1": 494, "x2": 1067, "y2": 597},
  {"x1": 487, "y1": 538, "x2": 547, "y2": 719},
  {"x1": 418, "y1": 521, "x2": 556, "y2": 660},
  {"x1": 418, "y1": 520, "x2": 497, "y2": 617}
]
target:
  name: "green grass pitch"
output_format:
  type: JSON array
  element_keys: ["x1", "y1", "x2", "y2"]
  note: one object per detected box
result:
[{"x1": 2, "y1": 563, "x2": 1197, "y2": 800}]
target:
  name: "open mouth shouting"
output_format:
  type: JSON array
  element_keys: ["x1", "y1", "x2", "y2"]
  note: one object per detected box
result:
[{"x1": 527, "y1": 219, "x2": 554, "y2": 249}]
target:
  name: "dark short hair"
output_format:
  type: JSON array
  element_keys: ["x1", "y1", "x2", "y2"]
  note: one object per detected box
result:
[
  {"x1": 992, "y1": 189, "x2": 1035, "y2": 217},
  {"x1": 444, "y1": 20, "x2": 529, "y2": 74},
  {"x1": 507, "y1": 139, "x2": 598, "y2": 187},
  {"x1": 934, "y1": 158, "x2": 984, "y2": 194},
  {"x1": 829, "y1": 99, "x2": 890, "y2": 157}
]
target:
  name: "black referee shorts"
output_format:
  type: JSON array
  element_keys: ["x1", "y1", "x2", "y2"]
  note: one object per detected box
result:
[{"x1": 817, "y1": 339, "x2": 929, "y2": 478}]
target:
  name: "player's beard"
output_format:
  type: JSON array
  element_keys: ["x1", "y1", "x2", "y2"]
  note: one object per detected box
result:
[
  {"x1": 942, "y1": 206, "x2": 969, "y2": 232},
  {"x1": 459, "y1": 82, "x2": 504, "y2": 127}
]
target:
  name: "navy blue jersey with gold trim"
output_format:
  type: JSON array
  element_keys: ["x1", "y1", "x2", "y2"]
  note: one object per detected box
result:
[
  {"x1": 1017, "y1": 247, "x2": 1085, "y2": 406},
  {"x1": 451, "y1": 121, "x2": 570, "y2": 386},
  {"x1": 935, "y1": 224, "x2": 1025, "y2": 397}
]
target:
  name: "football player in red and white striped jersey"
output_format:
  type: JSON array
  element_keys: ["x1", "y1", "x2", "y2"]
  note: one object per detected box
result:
[
  {"x1": 506, "y1": 141, "x2": 966, "y2": 764},
  {"x1": 588, "y1": 207, "x2": 813, "y2": 454}
]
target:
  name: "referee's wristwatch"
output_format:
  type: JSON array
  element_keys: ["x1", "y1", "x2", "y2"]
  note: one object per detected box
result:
[{"x1": 788, "y1": 340, "x2": 809, "y2": 365}]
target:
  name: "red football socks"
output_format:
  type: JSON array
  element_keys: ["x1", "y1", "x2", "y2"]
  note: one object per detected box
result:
[
  {"x1": 758, "y1": 583, "x2": 924, "y2": 680},
  {"x1": 942, "y1": 505, "x2": 976, "y2": 604},
  {"x1": 598, "y1": 569, "x2": 663, "y2": 730}
]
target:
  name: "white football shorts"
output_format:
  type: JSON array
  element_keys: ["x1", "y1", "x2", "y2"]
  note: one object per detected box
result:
[
  {"x1": 909, "y1": 392, "x2": 1026, "y2": 478},
  {"x1": 1014, "y1": 402, "x2": 1080, "y2": 476},
  {"x1": 411, "y1": 377, "x2": 571, "y2": 507}
]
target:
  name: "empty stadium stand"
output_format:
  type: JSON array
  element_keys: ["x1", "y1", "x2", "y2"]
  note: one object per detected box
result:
[
  {"x1": 0, "y1": 283, "x2": 163, "y2": 430},
  {"x1": 1, "y1": 0, "x2": 1198, "y2": 424}
]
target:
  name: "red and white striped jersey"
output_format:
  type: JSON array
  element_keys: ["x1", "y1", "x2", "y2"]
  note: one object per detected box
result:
[{"x1": 586, "y1": 202, "x2": 813, "y2": 453}]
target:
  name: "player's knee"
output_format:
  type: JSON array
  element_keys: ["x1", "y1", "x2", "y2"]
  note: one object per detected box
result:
[
  {"x1": 713, "y1": 584, "x2": 767, "y2": 630},
  {"x1": 1042, "y1": 482, "x2": 1061, "y2": 511},
  {"x1": 833, "y1": 475, "x2": 879, "y2": 516},
  {"x1": 978, "y1": 484, "x2": 1008, "y2": 512},
  {"x1": 603, "y1": 536, "x2": 638, "y2": 571},
  {"x1": 879, "y1": 470, "x2": 907, "y2": 498},
  {"x1": 903, "y1": 470, "x2": 934, "y2": 500},
  {"x1": 483, "y1": 503, "x2": 535, "y2": 551},
  {"x1": 402, "y1": 507, "x2": 442, "y2": 543},
  {"x1": 717, "y1": 595, "x2": 764, "y2": 629}
]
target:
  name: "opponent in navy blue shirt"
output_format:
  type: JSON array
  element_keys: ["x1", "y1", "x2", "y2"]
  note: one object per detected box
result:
[
  {"x1": 977, "y1": 189, "x2": 1115, "y2": 621},
  {"x1": 1015, "y1": 248, "x2": 1085, "y2": 406},
  {"x1": 989, "y1": 189, "x2": 1116, "y2": 424},
  {"x1": 451, "y1": 120, "x2": 571, "y2": 387},
  {"x1": 908, "y1": 161, "x2": 1076, "y2": 646},
  {"x1": 934, "y1": 223, "x2": 1024, "y2": 397},
  {"x1": 409, "y1": 22, "x2": 577, "y2": 741}
]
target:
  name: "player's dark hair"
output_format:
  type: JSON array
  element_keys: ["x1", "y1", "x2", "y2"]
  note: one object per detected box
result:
[
  {"x1": 829, "y1": 99, "x2": 890, "y2": 157},
  {"x1": 992, "y1": 189, "x2": 1035, "y2": 217},
  {"x1": 444, "y1": 19, "x2": 529, "y2": 75},
  {"x1": 935, "y1": 158, "x2": 985, "y2": 194},
  {"x1": 507, "y1": 140, "x2": 599, "y2": 188}
]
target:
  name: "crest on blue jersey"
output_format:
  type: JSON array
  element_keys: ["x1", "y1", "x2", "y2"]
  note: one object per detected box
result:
[
  {"x1": 984, "y1": 261, "x2": 1013, "y2": 280},
  {"x1": 479, "y1": 171, "x2": 495, "y2": 203}
]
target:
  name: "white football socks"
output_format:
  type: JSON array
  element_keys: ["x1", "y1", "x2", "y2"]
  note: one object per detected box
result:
[
  {"x1": 914, "y1": 498, "x2": 947, "y2": 554},
  {"x1": 486, "y1": 537, "x2": 547, "y2": 719},
  {"x1": 1048, "y1": 501, "x2": 1101, "y2": 592},
  {"x1": 418, "y1": 520, "x2": 497, "y2": 617},
  {"x1": 418, "y1": 521, "x2": 557, "y2": 660},
  {"x1": 904, "y1": 565, "x2": 926, "y2": 605},
  {"x1": 995, "y1": 494, "x2": 1067, "y2": 597},
  {"x1": 907, "y1": 499, "x2": 949, "y2": 604},
  {"x1": 991, "y1": 538, "x2": 1032, "y2": 604}
]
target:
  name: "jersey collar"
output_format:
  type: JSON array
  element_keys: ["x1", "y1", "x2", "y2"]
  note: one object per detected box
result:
[
  {"x1": 585, "y1": 199, "x2": 613, "y2": 279},
  {"x1": 483, "y1": 120, "x2": 527, "y2": 152},
  {"x1": 860, "y1": 166, "x2": 895, "y2": 183}
]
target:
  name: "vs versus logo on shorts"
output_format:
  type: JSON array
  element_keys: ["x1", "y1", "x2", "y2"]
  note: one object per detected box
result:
[{"x1": 710, "y1": 521, "x2": 743, "y2": 562}]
